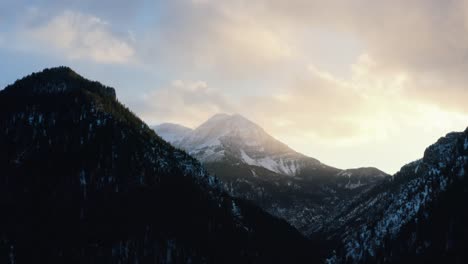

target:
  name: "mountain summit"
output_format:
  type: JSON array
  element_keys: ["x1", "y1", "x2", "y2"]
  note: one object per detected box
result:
[
  {"x1": 179, "y1": 113, "x2": 271, "y2": 153},
  {"x1": 3, "y1": 66, "x2": 116, "y2": 99}
]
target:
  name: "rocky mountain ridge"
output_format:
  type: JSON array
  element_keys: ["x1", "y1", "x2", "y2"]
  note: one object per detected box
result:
[{"x1": 325, "y1": 128, "x2": 468, "y2": 263}]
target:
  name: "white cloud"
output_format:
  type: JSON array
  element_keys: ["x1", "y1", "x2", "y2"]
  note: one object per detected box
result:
[
  {"x1": 21, "y1": 10, "x2": 135, "y2": 64},
  {"x1": 140, "y1": 0, "x2": 468, "y2": 112}
]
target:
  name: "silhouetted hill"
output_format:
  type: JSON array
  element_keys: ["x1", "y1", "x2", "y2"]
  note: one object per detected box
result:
[{"x1": 0, "y1": 67, "x2": 320, "y2": 263}]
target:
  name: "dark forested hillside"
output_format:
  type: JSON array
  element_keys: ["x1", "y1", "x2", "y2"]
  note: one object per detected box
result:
[{"x1": 0, "y1": 67, "x2": 321, "y2": 263}]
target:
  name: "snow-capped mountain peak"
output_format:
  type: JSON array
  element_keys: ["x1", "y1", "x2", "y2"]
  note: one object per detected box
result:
[
  {"x1": 155, "y1": 113, "x2": 323, "y2": 176},
  {"x1": 181, "y1": 113, "x2": 269, "y2": 150}
]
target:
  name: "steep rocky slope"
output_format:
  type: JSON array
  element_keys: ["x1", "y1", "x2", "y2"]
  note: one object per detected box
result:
[{"x1": 325, "y1": 128, "x2": 468, "y2": 263}]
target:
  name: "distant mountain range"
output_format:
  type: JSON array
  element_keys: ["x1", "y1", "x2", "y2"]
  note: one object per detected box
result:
[
  {"x1": 154, "y1": 114, "x2": 389, "y2": 234},
  {"x1": 1, "y1": 67, "x2": 466, "y2": 263}
]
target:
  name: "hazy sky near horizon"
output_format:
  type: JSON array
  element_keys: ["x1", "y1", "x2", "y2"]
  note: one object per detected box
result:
[{"x1": 1, "y1": 0, "x2": 467, "y2": 173}]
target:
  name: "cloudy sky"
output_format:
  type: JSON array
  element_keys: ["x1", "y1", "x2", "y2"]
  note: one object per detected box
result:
[{"x1": 1, "y1": 0, "x2": 467, "y2": 173}]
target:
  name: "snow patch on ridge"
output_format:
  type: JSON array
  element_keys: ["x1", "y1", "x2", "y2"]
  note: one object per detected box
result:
[
  {"x1": 240, "y1": 149, "x2": 300, "y2": 176},
  {"x1": 241, "y1": 149, "x2": 257, "y2": 165},
  {"x1": 345, "y1": 180, "x2": 364, "y2": 189}
]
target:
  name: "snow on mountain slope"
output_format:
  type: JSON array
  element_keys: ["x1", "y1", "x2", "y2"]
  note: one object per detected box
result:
[
  {"x1": 325, "y1": 128, "x2": 468, "y2": 263},
  {"x1": 153, "y1": 123, "x2": 192, "y2": 145},
  {"x1": 180, "y1": 113, "x2": 264, "y2": 150},
  {"x1": 156, "y1": 113, "x2": 323, "y2": 176},
  {"x1": 335, "y1": 167, "x2": 389, "y2": 190}
]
